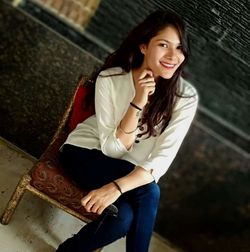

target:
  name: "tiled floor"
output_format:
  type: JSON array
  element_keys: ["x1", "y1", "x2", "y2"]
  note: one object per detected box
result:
[{"x1": 0, "y1": 138, "x2": 179, "y2": 252}]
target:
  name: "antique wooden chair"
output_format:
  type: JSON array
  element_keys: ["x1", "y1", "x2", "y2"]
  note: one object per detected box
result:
[{"x1": 0, "y1": 76, "x2": 103, "y2": 251}]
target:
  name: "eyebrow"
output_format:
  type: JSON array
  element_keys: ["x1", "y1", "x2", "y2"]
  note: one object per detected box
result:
[{"x1": 156, "y1": 39, "x2": 181, "y2": 46}]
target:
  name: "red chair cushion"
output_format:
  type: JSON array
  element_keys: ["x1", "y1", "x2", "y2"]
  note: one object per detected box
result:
[{"x1": 69, "y1": 84, "x2": 95, "y2": 132}]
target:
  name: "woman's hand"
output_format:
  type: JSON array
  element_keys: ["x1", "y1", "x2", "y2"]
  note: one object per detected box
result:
[
  {"x1": 81, "y1": 182, "x2": 121, "y2": 215},
  {"x1": 133, "y1": 69, "x2": 156, "y2": 108}
]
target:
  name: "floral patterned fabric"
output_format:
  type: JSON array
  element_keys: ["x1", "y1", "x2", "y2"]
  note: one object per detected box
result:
[{"x1": 30, "y1": 82, "x2": 97, "y2": 220}]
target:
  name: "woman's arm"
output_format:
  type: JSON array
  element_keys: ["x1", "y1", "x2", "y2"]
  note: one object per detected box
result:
[
  {"x1": 81, "y1": 166, "x2": 154, "y2": 215},
  {"x1": 116, "y1": 69, "x2": 156, "y2": 149},
  {"x1": 115, "y1": 104, "x2": 141, "y2": 149},
  {"x1": 95, "y1": 68, "x2": 155, "y2": 155},
  {"x1": 138, "y1": 84, "x2": 199, "y2": 182}
]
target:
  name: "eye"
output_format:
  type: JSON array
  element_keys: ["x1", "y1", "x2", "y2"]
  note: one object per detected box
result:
[
  {"x1": 159, "y1": 43, "x2": 168, "y2": 48},
  {"x1": 177, "y1": 45, "x2": 183, "y2": 51}
]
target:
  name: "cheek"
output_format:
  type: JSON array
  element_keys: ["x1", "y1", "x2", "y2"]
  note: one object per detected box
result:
[
  {"x1": 147, "y1": 46, "x2": 161, "y2": 59},
  {"x1": 179, "y1": 54, "x2": 185, "y2": 64},
  {"x1": 145, "y1": 51, "x2": 158, "y2": 66}
]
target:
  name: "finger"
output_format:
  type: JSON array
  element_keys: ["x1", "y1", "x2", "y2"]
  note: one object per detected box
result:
[
  {"x1": 81, "y1": 194, "x2": 92, "y2": 207},
  {"x1": 97, "y1": 205, "x2": 106, "y2": 215},
  {"x1": 147, "y1": 69, "x2": 153, "y2": 77},
  {"x1": 143, "y1": 85, "x2": 155, "y2": 96},
  {"x1": 138, "y1": 77, "x2": 155, "y2": 84},
  {"x1": 140, "y1": 82, "x2": 156, "y2": 89},
  {"x1": 91, "y1": 202, "x2": 102, "y2": 213},
  {"x1": 148, "y1": 88, "x2": 155, "y2": 95},
  {"x1": 85, "y1": 199, "x2": 97, "y2": 212},
  {"x1": 139, "y1": 69, "x2": 153, "y2": 80}
]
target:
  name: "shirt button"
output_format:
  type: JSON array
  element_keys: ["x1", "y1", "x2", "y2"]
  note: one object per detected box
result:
[
  {"x1": 135, "y1": 140, "x2": 140, "y2": 144},
  {"x1": 139, "y1": 126, "x2": 144, "y2": 131},
  {"x1": 137, "y1": 134, "x2": 142, "y2": 138}
]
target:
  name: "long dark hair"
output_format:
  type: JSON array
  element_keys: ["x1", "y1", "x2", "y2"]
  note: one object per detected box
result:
[{"x1": 85, "y1": 9, "x2": 190, "y2": 137}]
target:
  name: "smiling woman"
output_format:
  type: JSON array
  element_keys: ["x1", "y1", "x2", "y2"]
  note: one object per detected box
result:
[
  {"x1": 56, "y1": 9, "x2": 198, "y2": 252},
  {"x1": 139, "y1": 25, "x2": 185, "y2": 80}
]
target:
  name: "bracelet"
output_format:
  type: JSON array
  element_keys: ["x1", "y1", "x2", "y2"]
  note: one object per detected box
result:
[
  {"x1": 130, "y1": 102, "x2": 142, "y2": 111},
  {"x1": 118, "y1": 122, "x2": 137, "y2": 134},
  {"x1": 113, "y1": 181, "x2": 123, "y2": 195}
]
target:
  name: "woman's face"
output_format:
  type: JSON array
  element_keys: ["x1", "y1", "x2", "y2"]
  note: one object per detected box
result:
[{"x1": 140, "y1": 25, "x2": 185, "y2": 79}]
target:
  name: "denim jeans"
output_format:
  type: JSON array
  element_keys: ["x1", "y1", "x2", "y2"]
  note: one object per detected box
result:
[{"x1": 56, "y1": 144, "x2": 160, "y2": 252}]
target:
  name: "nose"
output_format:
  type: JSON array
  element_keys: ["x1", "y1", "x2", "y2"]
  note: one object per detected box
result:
[{"x1": 164, "y1": 48, "x2": 176, "y2": 61}]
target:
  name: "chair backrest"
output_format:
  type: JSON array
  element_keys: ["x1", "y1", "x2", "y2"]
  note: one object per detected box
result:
[
  {"x1": 68, "y1": 78, "x2": 95, "y2": 132},
  {"x1": 30, "y1": 78, "x2": 97, "y2": 215}
]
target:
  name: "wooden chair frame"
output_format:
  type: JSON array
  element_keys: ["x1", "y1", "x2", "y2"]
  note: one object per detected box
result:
[{"x1": 1, "y1": 78, "x2": 101, "y2": 252}]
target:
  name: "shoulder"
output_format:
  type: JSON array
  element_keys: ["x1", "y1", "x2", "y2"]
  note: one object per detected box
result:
[
  {"x1": 174, "y1": 78, "x2": 199, "y2": 111},
  {"x1": 96, "y1": 67, "x2": 128, "y2": 85},
  {"x1": 98, "y1": 67, "x2": 124, "y2": 77},
  {"x1": 95, "y1": 67, "x2": 132, "y2": 96},
  {"x1": 97, "y1": 67, "x2": 131, "y2": 89},
  {"x1": 179, "y1": 77, "x2": 198, "y2": 98}
]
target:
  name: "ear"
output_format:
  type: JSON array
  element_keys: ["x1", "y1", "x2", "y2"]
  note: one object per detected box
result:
[{"x1": 140, "y1": 44, "x2": 147, "y2": 54}]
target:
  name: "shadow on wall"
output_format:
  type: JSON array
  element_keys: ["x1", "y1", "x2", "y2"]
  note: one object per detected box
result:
[{"x1": 156, "y1": 125, "x2": 250, "y2": 252}]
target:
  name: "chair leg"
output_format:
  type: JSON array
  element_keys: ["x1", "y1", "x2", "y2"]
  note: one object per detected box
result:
[{"x1": 0, "y1": 174, "x2": 31, "y2": 225}]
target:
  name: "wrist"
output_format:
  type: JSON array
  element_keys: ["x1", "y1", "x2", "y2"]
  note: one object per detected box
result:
[
  {"x1": 130, "y1": 102, "x2": 143, "y2": 111},
  {"x1": 132, "y1": 99, "x2": 145, "y2": 109},
  {"x1": 112, "y1": 181, "x2": 123, "y2": 195}
]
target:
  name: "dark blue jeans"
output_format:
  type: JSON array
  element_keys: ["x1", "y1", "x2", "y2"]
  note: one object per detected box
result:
[{"x1": 56, "y1": 144, "x2": 160, "y2": 252}]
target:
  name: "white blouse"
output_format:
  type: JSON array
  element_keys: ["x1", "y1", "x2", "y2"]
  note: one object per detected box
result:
[{"x1": 63, "y1": 67, "x2": 198, "y2": 182}]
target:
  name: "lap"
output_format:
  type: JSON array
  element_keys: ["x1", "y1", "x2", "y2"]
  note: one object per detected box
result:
[{"x1": 60, "y1": 144, "x2": 134, "y2": 190}]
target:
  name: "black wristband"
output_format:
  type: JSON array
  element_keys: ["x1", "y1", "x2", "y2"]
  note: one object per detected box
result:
[
  {"x1": 130, "y1": 102, "x2": 142, "y2": 111},
  {"x1": 113, "y1": 181, "x2": 123, "y2": 195}
]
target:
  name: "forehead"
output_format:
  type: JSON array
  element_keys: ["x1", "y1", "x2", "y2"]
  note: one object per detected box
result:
[{"x1": 152, "y1": 25, "x2": 181, "y2": 44}]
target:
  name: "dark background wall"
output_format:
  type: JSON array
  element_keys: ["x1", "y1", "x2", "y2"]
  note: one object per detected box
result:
[
  {"x1": 0, "y1": 1, "x2": 101, "y2": 157},
  {"x1": 0, "y1": 0, "x2": 249, "y2": 251},
  {"x1": 85, "y1": 0, "x2": 249, "y2": 143}
]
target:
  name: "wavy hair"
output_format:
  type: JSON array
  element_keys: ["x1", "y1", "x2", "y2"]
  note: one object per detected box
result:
[{"x1": 85, "y1": 9, "x2": 190, "y2": 137}]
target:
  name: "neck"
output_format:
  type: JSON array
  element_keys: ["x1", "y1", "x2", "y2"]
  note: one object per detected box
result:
[{"x1": 132, "y1": 67, "x2": 142, "y2": 86}]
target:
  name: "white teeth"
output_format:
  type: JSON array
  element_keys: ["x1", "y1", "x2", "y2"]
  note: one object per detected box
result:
[{"x1": 161, "y1": 62, "x2": 175, "y2": 67}]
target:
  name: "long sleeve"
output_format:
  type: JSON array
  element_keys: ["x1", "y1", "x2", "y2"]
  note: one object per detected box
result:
[
  {"x1": 63, "y1": 68, "x2": 198, "y2": 183},
  {"x1": 94, "y1": 73, "x2": 130, "y2": 158},
  {"x1": 138, "y1": 87, "x2": 198, "y2": 182}
]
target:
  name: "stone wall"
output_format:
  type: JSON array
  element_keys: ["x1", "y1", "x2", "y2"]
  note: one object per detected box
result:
[
  {"x1": 0, "y1": 1, "x2": 100, "y2": 157},
  {"x1": 86, "y1": 0, "x2": 250, "y2": 136}
]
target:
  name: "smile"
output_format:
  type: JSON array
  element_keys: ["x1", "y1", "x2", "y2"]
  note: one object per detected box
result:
[{"x1": 160, "y1": 62, "x2": 176, "y2": 69}]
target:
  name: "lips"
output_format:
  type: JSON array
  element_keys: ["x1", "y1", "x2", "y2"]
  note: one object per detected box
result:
[{"x1": 160, "y1": 61, "x2": 176, "y2": 69}]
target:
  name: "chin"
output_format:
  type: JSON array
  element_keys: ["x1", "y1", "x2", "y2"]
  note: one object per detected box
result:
[
  {"x1": 155, "y1": 68, "x2": 175, "y2": 79},
  {"x1": 160, "y1": 73, "x2": 174, "y2": 79}
]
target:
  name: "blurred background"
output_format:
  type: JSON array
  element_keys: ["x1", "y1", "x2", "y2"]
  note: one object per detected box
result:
[{"x1": 0, "y1": 0, "x2": 249, "y2": 251}]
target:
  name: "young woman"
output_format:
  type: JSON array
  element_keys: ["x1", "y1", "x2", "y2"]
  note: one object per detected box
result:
[{"x1": 57, "y1": 9, "x2": 198, "y2": 252}]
